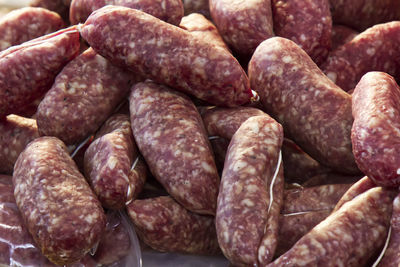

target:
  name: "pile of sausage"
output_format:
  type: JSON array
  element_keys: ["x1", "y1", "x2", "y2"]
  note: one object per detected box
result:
[{"x1": 1, "y1": 0, "x2": 400, "y2": 266}]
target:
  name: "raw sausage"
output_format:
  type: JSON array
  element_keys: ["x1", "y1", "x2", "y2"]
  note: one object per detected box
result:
[
  {"x1": 80, "y1": 5, "x2": 252, "y2": 107},
  {"x1": 13, "y1": 136, "x2": 106, "y2": 265},
  {"x1": 129, "y1": 81, "x2": 219, "y2": 215}
]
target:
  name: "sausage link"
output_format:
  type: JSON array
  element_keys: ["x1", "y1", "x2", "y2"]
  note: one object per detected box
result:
[
  {"x1": 30, "y1": 0, "x2": 71, "y2": 23},
  {"x1": 0, "y1": 7, "x2": 64, "y2": 52},
  {"x1": 329, "y1": 0, "x2": 400, "y2": 31},
  {"x1": 272, "y1": 0, "x2": 332, "y2": 65},
  {"x1": 249, "y1": 36, "x2": 359, "y2": 174},
  {"x1": 179, "y1": 13, "x2": 229, "y2": 51},
  {"x1": 13, "y1": 136, "x2": 106, "y2": 265},
  {"x1": 276, "y1": 210, "x2": 331, "y2": 256},
  {"x1": 80, "y1": 5, "x2": 252, "y2": 107},
  {"x1": 268, "y1": 187, "x2": 395, "y2": 266},
  {"x1": 322, "y1": 22, "x2": 400, "y2": 92},
  {"x1": 129, "y1": 81, "x2": 219, "y2": 215},
  {"x1": 84, "y1": 114, "x2": 145, "y2": 210},
  {"x1": 209, "y1": 0, "x2": 274, "y2": 56},
  {"x1": 127, "y1": 196, "x2": 220, "y2": 255},
  {"x1": 351, "y1": 72, "x2": 400, "y2": 187},
  {"x1": 37, "y1": 48, "x2": 138, "y2": 146},
  {"x1": 282, "y1": 184, "x2": 352, "y2": 214},
  {"x1": 216, "y1": 115, "x2": 283, "y2": 266},
  {"x1": 70, "y1": 0, "x2": 184, "y2": 25},
  {"x1": 0, "y1": 115, "x2": 39, "y2": 174},
  {"x1": 0, "y1": 26, "x2": 80, "y2": 118}
]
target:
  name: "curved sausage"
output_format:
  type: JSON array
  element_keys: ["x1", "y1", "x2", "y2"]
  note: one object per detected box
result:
[
  {"x1": 80, "y1": 5, "x2": 252, "y2": 107},
  {"x1": 0, "y1": 115, "x2": 39, "y2": 174},
  {"x1": 249, "y1": 36, "x2": 359, "y2": 174},
  {"x1": 351, "y1": 72, "x2": 400, "y2": 187},
  {"x1": 322, "y1": 22, "x2": 400, "y2": 92},
  {"x1": 268, "y1": 187, "x2": 395, "y2": 266},
  {"x1": 127, "y1": 196, "x2": 220, "y2": 255},
  {"x1": 13, "y1": 136, "x2": 106, "y2": 265},
  {"x1": 37, "y1": 47, "x2": 137, "y2": 146},
  {"x1": 70, "y1": 0, "x2": 184, "y2": 25},
  {"x1": 129, "y1": 81, "x2": 219, "y2": 215},
  {"x1": 209, "y1": 0, "x2": 274, "y2": 56},
  {"x1": 0, "y1": 7, "x2": 64, "y2": 52},
  {"x1": 272, "y1": 0, "x2": 332, "y2": 65},
  {"x1": 216, "y1": 115, "x2": 283, "y2": 266},
  {"x1": 0, "y1": 26, "x2": 79, "y2": 118}
]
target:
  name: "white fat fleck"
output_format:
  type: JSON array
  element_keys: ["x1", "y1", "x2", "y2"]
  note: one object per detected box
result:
[
  {"x1": 366, "y1": 48, "x2": 375, "y2": 56},
  {"x1": 282, "y1": 56, "x2": 292, "y2": 63},
  {"x1": 241, "y1": 199, "x2": 254, "y2": 207},
  {"x1": 326, "y1": 72, "x2": 337, "y2": 83},
  {"x1": 233, "y1": 160, "x2": 247, "y2": 171},
  {"x1": 201, "y1": 161, "x2": 214, "y2": 173},
  {"x1": 300, "y1": 34, "x2": 306, "y2": 42},
  {"x1": 129, "y1": 42, "x2": 136, "y2": 49},
  {"x1": 107, "y1": 156, "x2": 118, "y2": 170},
  {"x1": 397, "y1": 168, "x2": 400, "y2": 175}
]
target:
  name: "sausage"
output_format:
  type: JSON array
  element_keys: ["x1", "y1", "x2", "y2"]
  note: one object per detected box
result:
[
  {"x1": 183, "y1": 0, "x2": 210, "y2": 19},
  {"x1": 272, "y1": 0, "x2": 332, "y2": 65},
  {"x1": 378, "y1": 194, "x2": 400, "y2": 266},
  {"x1": 37, "y1": 47, "x2": 138, "y2": 146},
  {"x1": 84, "y1": 114, "x2": 146, "y2": 210},
  {"x1": 351, "y1": 72, "x2": 400, "y2": 187},
  {"x1": 333, "y1": 176, "x2": 376, "y2": 212},
  {"x1": 179, "y1": 13, "x2": 229, "y2": 51},
  {"x1": 202, "y1": 106, "x2": 266, "y2": 140},
  {"x1": 69, "y1": 0, "x2": 184, "y2": 25},
  {"x1": 13, "y1": 136, "x2": 106, "y2": 265},
  {"x1": 0, "y1": 115, "x2": 39, "y2": 174},
  {"x1": 282, "y1": 184, "x2": 352, "y2": 214},
  {"x1": 268, "y1": 186, "x2": 395, "y2": 266},
  {"x1": 331, "y1": 24, "x2": 358, "y2": 51},
  {"x1": 302, "y1": 172, "x2": 362, "y2": 187},
  {"x1": 0, "y1": 7, "x2": 64, "y2": 52},
  {"x1": 329, "y1": 0, "x2": 400, "y2": 31},
  {"x1": 282, "y1": 138, "x2": 330, "y2": 183},
  {"x1": 248, "y1": 37, "x2": 359, "y2": 174},
  {"x1": 216, "y1": 115, "x2": 283, "y2": 266},
  {"x1": 93, "y1": 211, "x2": 131, "y2": 265},
  {"x1": 209, "y1": 0, "x2": 274, "y2": 56},
  {"x1": 80, "y1": 5, "x2": 252, "y2": 107},
  {"x1": 30, "y1": 0, "x2": 71, "y2": 23},
  {"x1": 276, "y1": 210, "x2": 331, "y2": 256},
  {"x1": 321, "y1": 22, "x2": 400, "y2": 92},
  {"x1": 0, "y1": 26, "x2": 80, "y2": 118},
  {"x1": 129, "y1": 81, "x2": 219, "y2": 215},
  {"x1": 127, "y1": 196, "x2": 220, "y2": 255}
]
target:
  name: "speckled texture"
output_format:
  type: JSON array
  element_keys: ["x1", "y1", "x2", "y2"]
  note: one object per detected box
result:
[
  {"x1": 216, "y1": 115, "x2": 283, "y2": 266},
  {"x1": 0, "y1": 115, "x2": 39, "y2": 175},
  {"x1": 329, "y1": 0, "x2": 400, "y2": 31},
  {"x1": 85, "y1": 114, "x2": 145, "y2": 210},
  {"x1": 333, "y1": 176, "x2": 375, "y2": 212},
  {"x1": 282, "y1": 138, "x2": 330, "y2": 183},
  {"x1": 0, "y1": 7, "x2": 64, "y2": 52},
  {"x1": 183, "y1": 0, "x2": 210, "y2": 19},
  {"x1": 272, "y1": 0, "x2": 332, "y2": 65},
  {"x1": 127, "y1": 196, "x2": 220, "y2": 254},
  {"x1": 180, "y1": 13, "x2": 229, "y2": 51},
  {"x1": 331, "y1": 24, "x2": 358, "y2": 51},
  {"x1": 80, "y1": 5, "x2": 251, "y2": 107},
  {"x1": 268, "y1": 187, "x2": 394, "y2": 266},
  {"x1": 209, "y1": 0, "x2": 274, "y2": 56},
  {"x1": 30, "y1": 0, "x2": 71, "y2": 23},
  {"x1": 378, "y1": 194, "x2": 400, "y2": 266},
  {"x1": 13, "y1": 137, "x2": 106, "y2": 265},
  {"x1": 37, "y1": 48, "x2": 137, "y2": 146},
  {"x1": 351, "y1": 72, "x2": 400, "y2": 187},
  {"x1": 249, "y1": 37, "x2": 359, "y2": 174},
  {"x1": 70, "y1": 0, "x2": 183, "y2": 25},
  {"x1": 282, "y1": 184, "x2": 352, "y2": 214},
  {"x1": 0, "y1": 27, "x2": 80, "y2": 118},
  {"x1": 202, "y1": 106, "x2": 266, "y2": 139},
  {"x1": 276, "y1": 210, "x2": 331, "y2": 256},
  {"x1": 129, "y1": 81, "x2": 219, "y2": 215},
  {"x1": 93, "y1": 212, "x2": 131, "y2": 265},
  {"x1": 322, "y1": 22, "x2": 400, "y2": 92}
]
